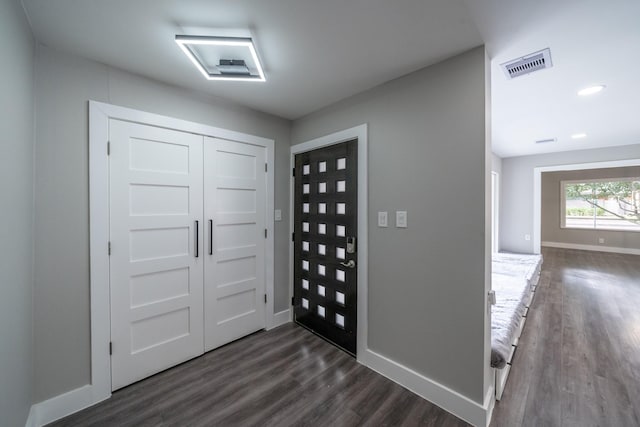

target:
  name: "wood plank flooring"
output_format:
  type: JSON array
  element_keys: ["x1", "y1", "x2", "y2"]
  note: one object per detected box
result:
[
  {"x1": 491, "y1": 247, "x2": 640, "y2": 427},
  {"x1": 49, "y1": 324, "x2": 469, "y2": 427},
  {"x1": 50, "y1": 247, "x2": 639, "y2": 427}
]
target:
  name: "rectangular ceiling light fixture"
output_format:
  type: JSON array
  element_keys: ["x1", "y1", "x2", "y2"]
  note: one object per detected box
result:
[{"x1": 175, "y1": 35, "x2": 266, "y2": 82}]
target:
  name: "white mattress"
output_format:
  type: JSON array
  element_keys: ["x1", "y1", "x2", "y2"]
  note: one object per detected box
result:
[
  {"x1": 491, "y1": 272, "x2": 529, "y2": 368},
  {"x1": 492, "y1": 252, "x2": 543, "y2": 291},
  {"x1": 490, "y1": 252, "x2": 543, "y2": 369}
]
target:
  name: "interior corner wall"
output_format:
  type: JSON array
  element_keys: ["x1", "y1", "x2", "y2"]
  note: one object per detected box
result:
[
  {"x1": 291, "y1": 46, "x2": 489, "y2": 403},
  {"x1": 491, "y1": 153, "x2": 502, "y2": 174},
  {"x1": 492, "y1": 153, "x2": 502, "y2": 255},
  {"x1": 501, "y1": 143, "x2": 640, "y2": 253},
  {"x1": 483, "y1": 51, "x2": 494, "y2": 407},
  {"x1": 541, "y1": 166, "x2": 640, "y2": 250},
  {"x1": 33, "y1": 44, "x2": 292, "y2": 403},
  {"x1": 0, "y1": 0, "x2": 35, "y2": 425}
]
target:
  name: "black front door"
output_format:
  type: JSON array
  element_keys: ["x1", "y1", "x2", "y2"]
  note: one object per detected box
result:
[{"x1": 293, "y1": 139, "x2": 358, "y2": 355}]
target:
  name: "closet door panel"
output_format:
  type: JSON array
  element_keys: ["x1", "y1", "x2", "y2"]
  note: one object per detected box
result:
[
  {"x1": 204, "y1": 137, "x2": 266, "y2": 351},
  {"x1": 109, "y1": 120, "x2": 204, "y2": 391}
]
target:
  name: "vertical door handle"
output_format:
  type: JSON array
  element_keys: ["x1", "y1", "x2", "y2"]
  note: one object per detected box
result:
[
  {"x1": 209, "y1": 219, "x2": 213, "y2": 255},
  {"x1": 195, "y1": 220, "x2": 199, "y2": 258}
]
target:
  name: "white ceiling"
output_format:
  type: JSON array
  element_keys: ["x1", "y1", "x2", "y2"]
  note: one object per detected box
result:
[
  {"x1": 21, "y1": 0, "x2": 481, "y2": 119},
  {"x1": 22, "y1": 0, "x2": 640, "y2": 158},
  {"x1": 468, "y1": 0, "x2": 640, "y2": 158}
]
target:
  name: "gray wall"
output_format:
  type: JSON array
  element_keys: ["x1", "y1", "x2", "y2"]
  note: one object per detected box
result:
[
  {"x1": 292, "y1": 47, "x2": 489, "y2": 403},
  {"x1": 541, "y1": 166, "x2": 640, "y2": 249},
  {"x1": 0, "y1": 0, "x2": 35, "y2": 425},
  {"x1": 501, "y1": 144, "x2": 640, "y2": 253},
  {"x1": 33, "y1": 45, "x2": 291, "y2": 402}
]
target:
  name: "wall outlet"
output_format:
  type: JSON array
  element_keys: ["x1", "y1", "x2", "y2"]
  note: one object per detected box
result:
[
  {"x1": 274, "y1": 209, "x2": 282, "y2": 221},
  {"x1": 598, "y1": 237, "x2": 605, "y2": 244},
  {"x1": 377, "y1": 211, "x2": 388, "y2": 227},
  {"x1": 524, "y1": 234, "x2": 531, "y2": 241}
]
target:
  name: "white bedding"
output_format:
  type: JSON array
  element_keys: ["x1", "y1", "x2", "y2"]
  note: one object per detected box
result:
[
  {"x1": 490, "y1": 252, "x2": 543, "y2": 369},
  {"x1": 491, "y1": 273, "x2": 529, "y2": 368},
  {"x1": 492, "y1": 252, "x2": 543, "y2": 290}
]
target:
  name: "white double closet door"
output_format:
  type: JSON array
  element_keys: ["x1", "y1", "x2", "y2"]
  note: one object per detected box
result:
[{"x1": 109, "y1": 120, "x2": 266, "y2": 390}]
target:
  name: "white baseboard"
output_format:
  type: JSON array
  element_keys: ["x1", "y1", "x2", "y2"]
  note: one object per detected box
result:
[
  {"x1": 484, "y1": 385, "x2": 496, "y2": 426},
  {"x1": 359, "y1": 349, "x2": 491, "y2": 427},
  {"x1": 542, "y1": 241, "x2": 640, "y2": 256},
  {"x1": 268, "y1": 309, "x2": 291, "y2": 330},
  {"x1": 27, "y1": 384, "x2": 108, "y2": 427}
]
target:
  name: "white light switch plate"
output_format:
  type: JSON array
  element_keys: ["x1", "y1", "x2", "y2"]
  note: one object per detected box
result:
[
  {"x1": 396, "y1": 211, "x2": 407, "y2": 228},
  {"x1": 378, "y1": 211, "x2": 388, "y2": 227},
  {"x1": 274, "y1": 209, "x2": 282, "y2": 221}
]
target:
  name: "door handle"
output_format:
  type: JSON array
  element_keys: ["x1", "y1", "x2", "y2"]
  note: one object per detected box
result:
[
  {"x1": 194, "y1": 220, "x2": 199, "y2": 258},
  {"x1": 340, "y1": 260, "x2": 356, "y2": 269},
  {"x1": 209, "y1": 219, "x2": 213, "y2": 255}
]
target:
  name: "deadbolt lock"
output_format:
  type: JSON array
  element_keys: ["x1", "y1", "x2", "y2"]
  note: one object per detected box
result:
[{"x1": 346, "y1": 237, "x2": 356, "y2": 254}]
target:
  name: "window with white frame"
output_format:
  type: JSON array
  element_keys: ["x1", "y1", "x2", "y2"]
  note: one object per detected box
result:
[{"x1": 561, "y1": 178, "x2": 640, "y2": 232}]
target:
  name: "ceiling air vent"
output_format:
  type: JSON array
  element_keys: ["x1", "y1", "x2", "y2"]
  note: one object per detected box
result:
[
  {"x1": 535, "y1": 138, "x2": 556, "y2": 144},
  {"x1": 501, "y1": 48, "x2": 552, "y2": 79}
]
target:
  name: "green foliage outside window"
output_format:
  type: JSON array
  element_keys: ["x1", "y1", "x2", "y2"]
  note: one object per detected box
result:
[
  {"x1": 565, "y1": 181, "x2": 639, "y2": 201},
  {"x1": 564, "y1": 179, "x2": 640, "y2": 226},
  {"x1": 565, "y1": 207, "x2": 605, "y2": 217}
]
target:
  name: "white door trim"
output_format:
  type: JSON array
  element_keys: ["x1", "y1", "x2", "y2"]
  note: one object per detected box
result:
[
  {"x1": 289, "y1": 124, "x2": 368, "y2": 358},
  {"x1": 491, "y1": 171, "x2": 499, "y2": 253},
  {"x1": 533, "y1": 157, "x2": 640, "y2": 253},
  {"x1": 81, "y1": 100, "x2": 275, "y2": 425}
]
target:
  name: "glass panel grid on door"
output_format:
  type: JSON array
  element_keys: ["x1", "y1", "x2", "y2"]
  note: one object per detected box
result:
[{"x1": 294, "y1": 139, "x2": 358, "y2": 355}]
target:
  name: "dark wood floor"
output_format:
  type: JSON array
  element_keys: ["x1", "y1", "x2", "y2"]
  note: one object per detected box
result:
[
  {"x1": 491, "y1": 247, "x2": 640, "y2": 427},
  {"x1": 50, "y1": 247, "x2": 639, "y2": 427},
  {"x1": 49, "y1": 324, "x2": 468, "y2": 426}
]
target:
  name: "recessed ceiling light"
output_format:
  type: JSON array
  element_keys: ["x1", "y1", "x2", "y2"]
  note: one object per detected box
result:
[
  {"x1": 571, "y1": 133, "x2": 587, "y2": 139},
  {"x1": 577, "y1": 85, "x2": 605, "y2": 96},
  {"x1": 175, "y1": 35, "x2": 266, "y2": 82}
]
